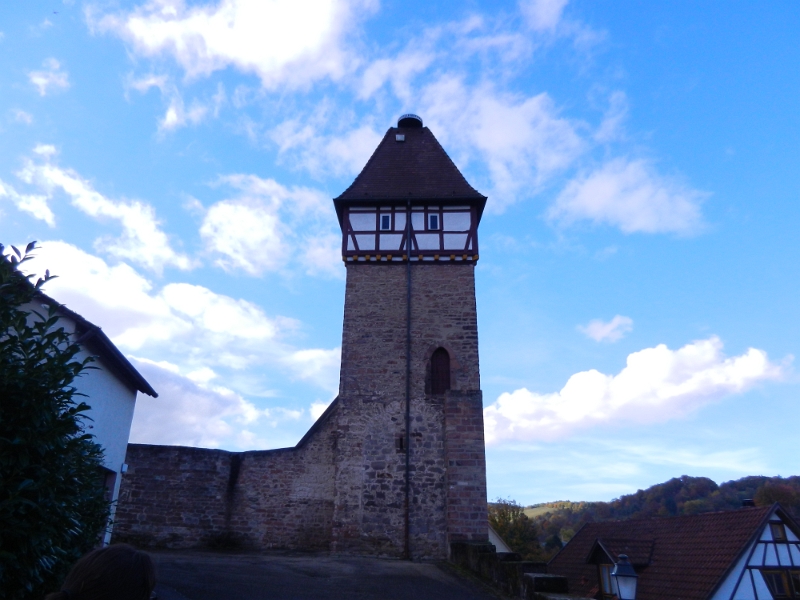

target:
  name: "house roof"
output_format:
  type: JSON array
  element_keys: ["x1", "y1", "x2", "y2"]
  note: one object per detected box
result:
[
  {"x1": 548, "y1": 505, "x2": 778, "y2": 600},
  {"x1": 333, "y1": 124, "x2": 487, "y2": 226},
  {"x1": 37, "y1": 292, "x2": 158, "y2": 398}
]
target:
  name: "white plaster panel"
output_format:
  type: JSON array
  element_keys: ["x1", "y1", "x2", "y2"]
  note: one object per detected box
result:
[
  {"x1": 778, "y1": 544, "x2": 791, "y2": 565},
  {"x1": 753, "y1": 570, "x2": 773, "y2": 600},
  {"x1": 350, "y1": 213, "x2": 376, "y2": 231},
  {"x1": 791, "y1": 545, "x2": 800, "y2": 564},
  {"x1": 347, "y1": 237, "x2": 355, "y2": 251},
  {"x1": 761, "y1": 526, "x2": 773, "y2": 541},
  {"x1": 355, "y1": 234, "x2": 375, "y2": 251},
  {"x1": 411, "y1": 212, "x2": 425, "y2": 230},
  {"x1": 443, "y1": 234, "x2": 468, "y2": 250},
  {"x1": 788, "y1": 528, "x2": 800, "y2": 542},
  {"x1": 765, "y1": 544, "x2": 779, "y2": 566},
  {"x1": 394, "y1": 213, "x2": 406, "y2": 231},
  {"x1": 443, "y1": 213, "x2": 470, "y2": 231},
  {"x1": 415, "y1": 234, "x2": 440, "y2": 250},
  {"x1": 379, "y1": 234, "x2": 403, "y2": 251},
  {"x1": 749, "y1": 544, "x2": 765, "y2": 566},
  {"x1": 733, "y1": 573, "x2": 756, "y2": 600}
]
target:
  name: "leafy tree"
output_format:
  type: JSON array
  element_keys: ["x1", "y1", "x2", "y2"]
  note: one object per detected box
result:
[
  {"x1": 755, "y1": 482, "x2": 800, "y2": 510},
  {"x1": 521, "y1": 475, "x2": 800, "y2": 553},
  {"x1": 0, "y1": 242, "x2": 110, "y2": 600},
  {"x1": 488, "y1": 498, "x2": 546, "y2": 561}
]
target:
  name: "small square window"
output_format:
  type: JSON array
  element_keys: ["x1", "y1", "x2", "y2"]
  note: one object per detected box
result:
[
  {"x1": 380, "y1": 214, "x2": 391, "y2": 231},
  {"x1": 428, "y1": 214, "x2": 439, "y2": 230}
]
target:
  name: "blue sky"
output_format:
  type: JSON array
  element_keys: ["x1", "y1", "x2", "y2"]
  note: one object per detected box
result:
[{"x1": 2, "y1": 0, "x2": 799, "y2": 504}]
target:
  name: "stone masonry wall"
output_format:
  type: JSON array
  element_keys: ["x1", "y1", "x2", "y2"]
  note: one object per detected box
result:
[
  {"x1": 332, "y1": 263, "x2": 487, "y2": 559},
  {"x1": 114, "y1": 403, "x2": 337, "y2": 550}
]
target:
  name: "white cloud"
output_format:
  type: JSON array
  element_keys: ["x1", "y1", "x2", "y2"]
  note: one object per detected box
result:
[
  {"x1": 26, "y1": 240, "x2": 339, "y2": 390},
  {"x1": 199, "y1": 174, "x2": 342, "y2": 278},
  {"x1": 128, "y1": 358, "x2": 305, "y2": 449},
  {"x1": 129, "y1": 358, "x2": 257, "y2": 447},
  {"x1": 484, "y1": 336, "x2": 788, "y2": 444},
  {"x1": 126, "y1": 74, "x2": 225, "y2": 131},
  {"x1": 22, "y1": 242, "x2": 342, "y2": 448},
  {"x1": 310, "y1": 400, "x2": 333, "y2": 420},
  {"x1": 126, "y1": 73, "x2": 169, "y2": 94},
  {"x1": 160, "y1": 93, "x2": 208, "y2": 131},
  {"x1": 282, "y1": 348, "x2": 341, "y2": 392},
  {"x1": 12, "y1": 109, "x2": 33, "y2": 124},
  {"x1": 578, "y1": 315, "x2": 633, "y2": 342},
  {"x1": 0, "y1": 178, "x2": 55, "y2": 226},
  {"x1": 91, "y1": 0, "x2": 377, "y2": 89},
  {"x1": 594, "y1": 90, "x2": 628, "y2": 143},
  {"x1": 548, "y1": 158, "x2": 707, "y2": 234},
  {"x1": 16, "y1": 151, "x2": 192, "y2": 273},
  {"x1": 358, "y1": 48, "x2": 436, "y2": 102},
  {"x1": 269, "y1": 113, "x2": 382, "y2": 178},
  {"x1": 28, "y1": 58, "x2": 70, "y2": 96},
  {"x1": 519, "y1": 0, "x2": 569, "y2": 31},
  {"x1": 33, "y1": 144, "x2": 58, "y2": 157},
  {"x1": 421, "y1": 77, "x2": 586, "y2": 208},
  {"x1": 200, "y1": 196, "x2": 286, "y2": 274}
]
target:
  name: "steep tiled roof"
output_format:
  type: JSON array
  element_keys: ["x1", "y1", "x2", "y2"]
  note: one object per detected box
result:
[
  {"x1": 548, "y1": 506, "x2": 774, "y2": 600},
  {"x1": 334, "y1": 125, "x2": 486, "y2": 220}
]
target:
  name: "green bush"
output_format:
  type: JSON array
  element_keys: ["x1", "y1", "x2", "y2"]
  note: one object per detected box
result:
[{"x1": 0, "y1": 242, "x2": 110, "y2": 600}]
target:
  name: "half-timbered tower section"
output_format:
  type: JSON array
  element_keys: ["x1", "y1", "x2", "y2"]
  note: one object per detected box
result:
[{"x1": 112, "y1": 115, "x2": 488, "y2": 560}]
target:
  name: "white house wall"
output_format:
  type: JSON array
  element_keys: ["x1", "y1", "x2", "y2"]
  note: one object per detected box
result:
[
  {"x1": 22, "y1": 301, "x2": 139, "y2": 543},
  {"x1": 75, "y1": 348, "x2": 138, "y2": 474}
]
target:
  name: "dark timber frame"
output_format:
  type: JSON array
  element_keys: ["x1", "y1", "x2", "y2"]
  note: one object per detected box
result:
[{"x1": 337, "y1": 202, "x2": 482, "y2": 262}]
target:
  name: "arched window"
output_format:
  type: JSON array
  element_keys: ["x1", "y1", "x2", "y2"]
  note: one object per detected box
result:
[{"x1": 430, "y1": 348, "x2": 451, "y2": 395}]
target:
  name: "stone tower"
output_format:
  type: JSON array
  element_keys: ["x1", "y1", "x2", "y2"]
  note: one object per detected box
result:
[
  {"x1": 111, "y1": 115, "x2": 487, "y2": 560},
  {"x1": 330, "y1": 114, "x2": 488, "y2": 559}
]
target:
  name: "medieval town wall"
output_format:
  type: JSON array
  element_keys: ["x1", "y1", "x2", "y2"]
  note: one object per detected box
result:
[{"x1": 113, "y1": 403, "x2": 338, "y2": 550}]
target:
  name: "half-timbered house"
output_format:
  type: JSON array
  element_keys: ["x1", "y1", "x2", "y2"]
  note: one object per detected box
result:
[{"x1": 549, "y1": 504, "x2": 800, "y2": 600}]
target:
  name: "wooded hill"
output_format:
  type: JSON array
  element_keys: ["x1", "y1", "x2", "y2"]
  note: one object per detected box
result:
[{"x1": 523, "y1": 475, "x2": 800, "y2": 552}]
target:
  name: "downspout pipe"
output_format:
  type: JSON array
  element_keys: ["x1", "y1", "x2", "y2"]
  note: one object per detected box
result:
[{"x1": 404, "y1": 200, "x2": 412, "y2": 560}]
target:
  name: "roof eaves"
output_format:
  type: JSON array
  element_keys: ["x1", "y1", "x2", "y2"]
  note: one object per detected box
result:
[
  {"x1": 549, "y1": 520, "x2": 591, "y2": 568},
  {"x1": 36, "y1": 292, "x2": 158, "y2": 398}
]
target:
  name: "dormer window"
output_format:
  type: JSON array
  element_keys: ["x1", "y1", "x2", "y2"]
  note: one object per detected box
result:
[
  {"x1": 380, "y1": 214, "x2": 391, "y2": 231},
  {"x1": 771, "y1": 522, "x2": 788, "y2": 541},
  {"x1": 428, "y1": 214, "x2": 439, "y2": 230}
]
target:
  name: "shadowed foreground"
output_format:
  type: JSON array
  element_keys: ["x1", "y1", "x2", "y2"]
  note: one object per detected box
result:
[{"x1": 151, "y1": 550, "x2": 502, "y2": 600}]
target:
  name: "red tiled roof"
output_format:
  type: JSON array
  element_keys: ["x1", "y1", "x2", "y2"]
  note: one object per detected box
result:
[
  {"x1": 590, "y1": 538, "x2": 655, "y2": 567},
  {"x1": 548, "y1": 506, "x2": 774, "y2": 600},
  {"x1": 334, "y1": 125, "x2": 486, "y2": 207}
]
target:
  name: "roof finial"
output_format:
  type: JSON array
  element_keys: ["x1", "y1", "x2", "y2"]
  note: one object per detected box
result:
[{"x1": 398, "y1": 114, "x2": 422, "y2": 128}]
